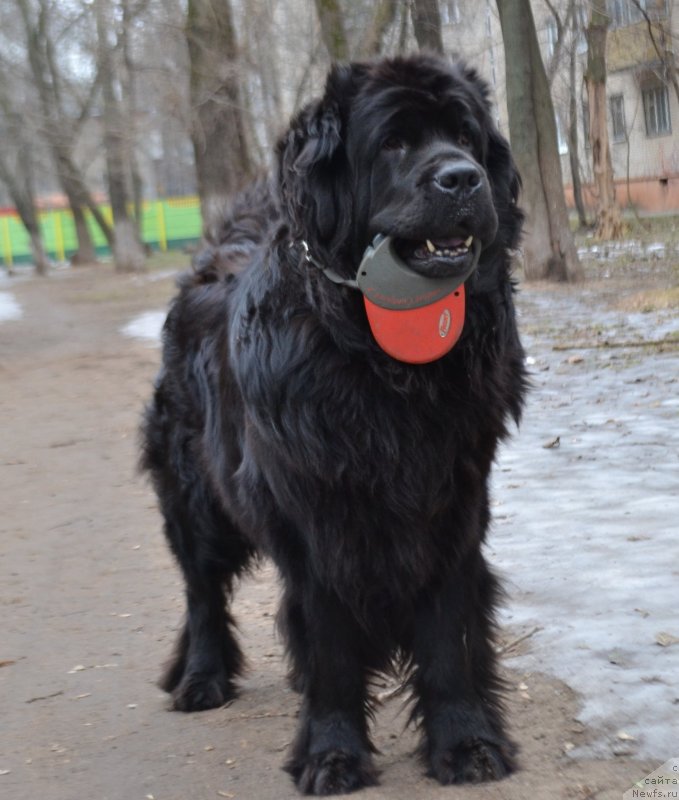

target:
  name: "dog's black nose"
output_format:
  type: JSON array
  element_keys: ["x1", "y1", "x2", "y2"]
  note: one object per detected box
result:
[{"x1": 433, "y1": 162, "x2": 482, "y2": 195}]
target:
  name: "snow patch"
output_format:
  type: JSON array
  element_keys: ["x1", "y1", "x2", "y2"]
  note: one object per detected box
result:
[
  {"x1": 490, "y1": 289, "x2": 679, "y2": 761},
  {"x1": 121, "y1": 310, "x2": 166, "y2": 345},
  {"x1": 0, "y1": 292, "x2": 22, "y2": 322},
  {"x1": 578, "y1": 239, "x2": 679, "y2": 261}
]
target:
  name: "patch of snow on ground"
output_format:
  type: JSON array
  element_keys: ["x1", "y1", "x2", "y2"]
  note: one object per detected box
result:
[
  {"x1": 578, "y1": 239, "x2": 679, "y2": 261},
  {"x1": 490, "y1": 288, "x2": 679, "y2": 761},
  {"x1": 0, "y1": 292, "x2": 23, "y2": 322},
  {"x1": 121, "y1": 310, "x2": 166, "y2": 345},
  {"x1": 130, "y1": 268, "x2": 179, "y2": 285}
]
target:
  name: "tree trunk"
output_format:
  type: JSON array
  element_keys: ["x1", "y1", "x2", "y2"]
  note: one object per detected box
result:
[
  {"x1": 16, "y1": 0, "x2": 113, "y2": 263},
  {"x1": 544, "y1": 0, "x2": 572, "y2": 86},
  {"x1": 121, "y1": 0, "x2": 144, "y2": 239},
  {"x1": 47, "y1": 146, "x2": 101, "y2": 264},
  {"x1": 28, "y1": 229, "x2": 50, "y2": 276},
  {"x1": 69, "y1": 203, "x2": 98, "y2": 265},
  {"x1": 411, "y1": 0, "x2": 444, "y2": 54},
  {"x1": 96, "y1": 0, "x2": 146, "y2": 272},
  {"x1": 568, "y1": 39, "x2": 588, "y2": 228},
  {"x1": 313, "y1": 0, "x2": 349, "y2": 60},
  {"x1": 585, "y1": 0, "x2": 624, "y2": 239},
  {"x1": 186, "y1": 0, "x2": 253, "y2": 238},
  {"x1": 497, "y1": 0, "x2": 583, "y2": 282},
  {"x1": 0, "y1": 170, "x2": 50, "y2": 276},
  {"x1": 0, "y1": 104, "x2": 50, "y2": 275},
  {"x1": 398, "y1": 1, "x2": 410, "y2": 51},
  {"x1": 360, "y1": 0, "x2": 399, "y2": 56},
  {"x1": 55, "y1": 146, "x2": 115, "y2": 251}
]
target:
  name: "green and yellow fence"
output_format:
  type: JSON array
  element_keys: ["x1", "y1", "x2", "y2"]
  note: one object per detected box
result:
[{"x1": 0, "y1": 196, "x2": 203, "y2": 268}]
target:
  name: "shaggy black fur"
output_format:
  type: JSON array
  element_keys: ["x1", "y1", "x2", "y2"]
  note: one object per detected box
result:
[{"x1": 141, "y1": 54, "x2": 527, "y2": 795}]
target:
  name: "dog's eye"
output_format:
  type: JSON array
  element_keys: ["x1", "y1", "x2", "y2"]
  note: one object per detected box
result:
[
  {"x1": 381, "y1": 136, "x2": 406, "y2": 152},
  {"x1": 458, "y1": 132, "x2": 472, "y2": 148}
]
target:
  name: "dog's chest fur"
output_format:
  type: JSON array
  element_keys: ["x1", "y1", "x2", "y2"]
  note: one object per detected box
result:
[{"x1": 222, "y1": 264, "x2": 520, "y2": 598}]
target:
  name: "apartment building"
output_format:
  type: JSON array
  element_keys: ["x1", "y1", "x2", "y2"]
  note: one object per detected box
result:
[{"x1": 440, "y1": 0, "x2": 679, "y2": 214}]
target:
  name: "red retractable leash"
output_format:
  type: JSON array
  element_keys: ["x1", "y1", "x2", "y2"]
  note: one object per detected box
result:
[
  {"x1": 357, "y1": 235, "x2": 479, "y2": 364},
  {"x1": 299, "y1": 235, "x2": 481, "y2": 364}
]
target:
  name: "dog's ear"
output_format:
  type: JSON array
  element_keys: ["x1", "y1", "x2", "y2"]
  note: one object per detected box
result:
[{"x1": 277, "y1": 64, "x2": 364, "y2": 250}]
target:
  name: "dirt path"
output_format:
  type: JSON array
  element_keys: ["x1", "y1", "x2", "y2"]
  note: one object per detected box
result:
[{"x1": 0, "y1": 263, "x2": 673, "y2": 800}]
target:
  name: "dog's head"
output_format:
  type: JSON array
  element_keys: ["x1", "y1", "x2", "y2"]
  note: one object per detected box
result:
[{"x1": 277, "y1": 55, "x2": 521, "y2": 284}]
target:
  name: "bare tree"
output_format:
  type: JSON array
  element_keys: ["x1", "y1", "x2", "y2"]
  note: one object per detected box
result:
[
  {"x1": 585, "y1": 0, "x2": 624, "y2": 239},
  {"x1": 0, "y1": 59, "x2": 50, "y2": 275},
  {"x1": 541, "y1": 0, "x2": 589, "y2": 227},
  {"x1": 411, "y1": 0, "x2": 444, "y2": 54},
  {"x1": 314, "y1": 0, "x2": 350, "y2": 60},
  {"x1": 544, "y1": 0, "x2": 574, "y2": 85},
  {"x1": 186, "y1": 0, "x2": 253, "y2": 237},
  {"x1": 15, "y1": 0, "x2": 114, "y2": 264},
  {"x1": 567, "y1": 29, "x2": 589, "y2": 228},
  {"x1": 124, "y1": 0, "x2": 196, "y2": 198},
  {"x1": 0, "y1": 117, "x2": 49, "y2": 275},
  {"x1": 95, "y1": 0, "x2": 147, "y2": 272},
  {"x1": 497, "y1": 0, "x2": 583, "y2": 281},
  {"x1": 360, "y1": 0, "x2": 400, "y2": 56},
  {"x1": 119, "y1": 0, "x2": 147, "y2": 234},
  {"x1": 631, "y1": 0, "x2": 679, "y2": 104}
]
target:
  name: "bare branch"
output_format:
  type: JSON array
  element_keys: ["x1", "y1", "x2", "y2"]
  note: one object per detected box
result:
[
  {"x1": 411, "y1": 0, "x2": 444, "y2": 54},
  {"x1": 545, "y1": 0, "x2": 575, "y2": 86},
  {"x1": 359, "y1": 0, "x2": 400, "y2": 57},
  {"x1": 630, "y1": 0, "x2": 679, "y2": 104}
]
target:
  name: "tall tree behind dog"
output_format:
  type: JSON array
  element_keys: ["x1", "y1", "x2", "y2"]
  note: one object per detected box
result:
[
  {"x1": 186, "y1": 0, "x2": 254, "y2": 239},
  {"x1": 497, "y1": 0, "x2": 583, "y2": 282}
]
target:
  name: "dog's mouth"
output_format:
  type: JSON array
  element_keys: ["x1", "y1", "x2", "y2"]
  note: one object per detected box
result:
[{"x1": 394, "y1": 235, "x2": 476, "y2": 277}]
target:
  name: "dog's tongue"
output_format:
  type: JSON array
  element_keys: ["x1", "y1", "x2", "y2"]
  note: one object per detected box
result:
[{"x1": 432, "y1": 236, "x2": 465, "y2": 249}]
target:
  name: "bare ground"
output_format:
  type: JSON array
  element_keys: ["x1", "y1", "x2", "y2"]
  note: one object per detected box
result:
[{"x1": 1, "y1": 257, "x2": 675, "y2": 800}]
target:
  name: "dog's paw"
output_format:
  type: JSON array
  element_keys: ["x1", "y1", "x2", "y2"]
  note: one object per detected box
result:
[
  {"x1": 286, "y1": 749, "x2": 378, "y2": 796},
  {"x1": 429, "y1": 737, "x2": 516, "y2": 785},
  {"x1": 170, "y1": 672, "x2": 236, "y2": 712}
]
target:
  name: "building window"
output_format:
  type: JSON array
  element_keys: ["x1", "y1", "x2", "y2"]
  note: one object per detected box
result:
[
  {"x1": 643, "y1": 84, "x2": 671, "y2": 136},
  {"x1": 610, "y1": 94, "x2": 626, "y2": 142},
  {"x1": 441, "y1": 0, "x2": 461, "y2": 24},
  {"x1": 608, "y1": 0, "x2": 646, "y2": 27}
]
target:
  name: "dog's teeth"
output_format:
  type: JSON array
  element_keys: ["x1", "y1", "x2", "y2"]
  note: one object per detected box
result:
[
  {"x1": 464, "y1": 236, "x2": 473, "y2": 248},
  {"x1": 435, "y1": 249, "x2": 443, "y2": 256},
  {"x1": 426, "y1": 239, "x2": 436, "y2": 252}
]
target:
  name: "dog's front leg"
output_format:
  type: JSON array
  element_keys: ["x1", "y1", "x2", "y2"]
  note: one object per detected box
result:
[
  {"x1": 282, "y1": 583, "x2": 378, "y2": 795},
  {"x1": 410, "y1": 553, "x2": 517, "y2": 784}
]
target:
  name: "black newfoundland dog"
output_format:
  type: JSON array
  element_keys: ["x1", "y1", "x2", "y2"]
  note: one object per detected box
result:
[{"x1": 141, "y1": 54, "x2": 527, "y2": 794}]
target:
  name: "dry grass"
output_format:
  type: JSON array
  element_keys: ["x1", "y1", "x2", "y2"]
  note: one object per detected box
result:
[{"x1": 617, "y1": 286, "x2": 679, "y2": 313}]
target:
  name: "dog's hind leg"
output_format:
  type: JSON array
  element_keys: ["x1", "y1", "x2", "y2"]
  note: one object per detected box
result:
[
  {"x1": 143, "y1": 387, "x2": 255, "y2": 711},
  {"x1": 408, "y1": 549, "x2": 517, "y2": 785},
  {"x1": 157, "y1": 482, "x2": 255, "y2": 711}
]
